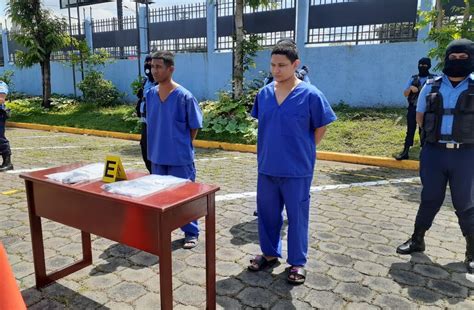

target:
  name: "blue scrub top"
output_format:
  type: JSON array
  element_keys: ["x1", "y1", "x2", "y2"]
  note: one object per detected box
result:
[
  {"x1": 251, "y1": 82, "x2": 337, "y2": 178},
  {"x1": 0, "y1": 81, "x2": 8, "y2": 111},
  {"x1": 146, "y1": 85, "x2": 203, "y2": 166},
  {"x1": 417, "y1": 74, "x2": 474, "y2": 142}
]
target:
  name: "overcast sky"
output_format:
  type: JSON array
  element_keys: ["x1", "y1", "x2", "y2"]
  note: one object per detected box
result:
[{"x1": 0, "y1": 0, "x2": 204, "y2": 29}]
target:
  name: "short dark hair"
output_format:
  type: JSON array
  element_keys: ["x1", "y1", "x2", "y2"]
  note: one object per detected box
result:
[
  {"x1": 152, "y1": 51, "x2": 175, "y2": 67},
  {"x1": 271, "y1": 42, "x2": 299, "y2": 63},
  {"x1": 276, "y1": 38, "x2": 296, "y2": 47}
]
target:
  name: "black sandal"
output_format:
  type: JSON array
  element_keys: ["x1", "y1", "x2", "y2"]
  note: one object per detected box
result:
[
  {"x1": 248, "y1": 255, "x2": 278, "y2": 272},
  {"x1": 287, "y1": 266, "x2": 306, "y2": 284}
]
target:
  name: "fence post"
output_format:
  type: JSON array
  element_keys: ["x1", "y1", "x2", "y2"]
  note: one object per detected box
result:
[
  {"x1": 417, "y1": 0, "x2": 433, "y2": 42},
  {"x1": 84, "y1": 17, "x2": 94, "y2": 50},
  {"x1": 1, "y1": 29, "x2": 10, "y2": 66},
  {"x1": 295, "y1": 0, "x2": 309, "y2": 52},
  {"x1": 206, "y1": 0, "x2": 216, "y2": 54},
  {"x1": 138, "y1": 6, "x2": 149, "y2": 65}
]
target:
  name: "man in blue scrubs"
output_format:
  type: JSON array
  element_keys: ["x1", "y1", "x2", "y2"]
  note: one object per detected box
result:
[
  {"x1": 0, "y1": 80, "x2": 13, "y2": 172},
  {"x1": 248, "y1": 43, "x2": 337, "y2": 284},
  {"x1": 396, "y1": 39, "x2": 474, "y2": 273},
  {"x1": 145, "y1": 51, "x2": 203, "y2": 249}
]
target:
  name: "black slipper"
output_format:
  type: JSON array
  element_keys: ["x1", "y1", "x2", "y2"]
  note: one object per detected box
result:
[{"x1": 248, "y1": 255, "x2": 278, "y2": 272}]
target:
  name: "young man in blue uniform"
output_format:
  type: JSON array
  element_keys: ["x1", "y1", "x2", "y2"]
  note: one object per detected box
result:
[
  {"x1": 396, "y1": 39, "x2": 474, "y2": 273},
  {"x1": 135, "y1": 55, "x2": 155, "y2": 173},
  {"x1": 0, "y1": 80, "x2": 13, "y2": 172},
  {"x1": 395, "y1": 57, "x2": 435, "y2": 160},
  {"x1": 145, "y1": 51, "x2": 203, "y2": 249},
  {"x1": 248, "y1": 43, "x2": 337, "y2": 284}
]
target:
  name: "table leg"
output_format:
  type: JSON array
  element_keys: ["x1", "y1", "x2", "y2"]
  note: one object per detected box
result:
[
  {"x1": 206, "y1": 194, "x2": 216, "y2": 310},
  {"x1": 159, "y1": 231, "x2": 173, "y2": 310},
  {"x1": 25, "y1": 181, "x2": 94, "y2": 288},
  {"x1": 26, "y1": 181, "x2": 48, "y2": 288}
]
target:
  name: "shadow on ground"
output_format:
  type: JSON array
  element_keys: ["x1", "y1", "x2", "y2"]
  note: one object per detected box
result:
[{"x1": 390, "y1": 252, "x2": 473, "y2": 306}]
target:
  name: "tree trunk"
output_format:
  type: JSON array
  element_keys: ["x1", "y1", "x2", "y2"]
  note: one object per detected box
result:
[
  {"x1": 463, "y1": 0, "x2": 470, "y2": 24},
  {"x1": 41, "y1": 57, "x2": 52, "y2": 109},
  {"x1": 435, "y1": 0, "x2": 444, "y2": 29},
  {"x1": 233, "y1": 0, "x2": 244, "y2": 99}
]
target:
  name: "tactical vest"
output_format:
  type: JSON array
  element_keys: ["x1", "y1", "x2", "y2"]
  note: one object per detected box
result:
[
  {"x1": 423, "y1": 78, "x2": 474, "y2": 144},
  {"x1": 407, "y1": 74, "x2": 434, "y2": 106}
]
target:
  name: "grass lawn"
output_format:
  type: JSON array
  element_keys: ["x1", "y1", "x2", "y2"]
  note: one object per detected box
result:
[{"x1": 7, "y1": 97, "x2": 421, "y2": 160}]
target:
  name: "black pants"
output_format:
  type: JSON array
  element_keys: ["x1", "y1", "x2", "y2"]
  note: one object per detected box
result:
[
  {"x1": 0, "y1": 112, "x2": 11, "y2": 156},
  {"x1": 404, "y1": 105, "x2": 420, "y2": 147},
  {"x1": 140, "y1": 122, "x2": 152, "y2": 173},
  {"x1": 415, "y1": 144, "x2": 474, "y2": 235}
]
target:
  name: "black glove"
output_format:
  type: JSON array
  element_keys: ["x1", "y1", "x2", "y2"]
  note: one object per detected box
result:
[{"x1": 136, "y1": 87, "x2": 144, "y2": 99}]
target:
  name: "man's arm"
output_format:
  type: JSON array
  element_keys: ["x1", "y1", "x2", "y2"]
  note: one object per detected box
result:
[
  {"x1": 190, "y1": 129, "x2": 199, "y2": 141},
  {"x1": 315, "y1": 126, "x2": 327, "y2": 145},
  {"x1": 416, "y1": 112, "x2": 424, "y2": 128}
]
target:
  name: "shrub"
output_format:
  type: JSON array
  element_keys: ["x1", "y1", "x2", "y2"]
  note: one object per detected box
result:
[{"x1": 77, "y1": 71, "x2": 122, "y2": 107}]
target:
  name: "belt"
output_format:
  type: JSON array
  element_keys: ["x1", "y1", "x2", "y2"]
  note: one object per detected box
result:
[{"x1": 430, "y1": 142, "x2": 474, "y2": 149}]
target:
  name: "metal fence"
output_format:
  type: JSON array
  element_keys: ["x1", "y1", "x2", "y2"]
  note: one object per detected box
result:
[
  {"x1": 307, "y1": 0, "x2": 418, "y2": 45},
  {"x1": 0, "y1": 37, "x2": 3, "y2": 67},
  {"x1": 216, "y1": 0, "x2": 296, "y2": 50},
  {"x1": 148, "y1": 2, "x2": 207, "y2": 53},
  {"x1": 6, "y1": 0, "x2": 460, "y2": 64}
]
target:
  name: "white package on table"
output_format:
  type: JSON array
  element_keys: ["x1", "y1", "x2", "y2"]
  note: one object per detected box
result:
[
  {"x1": 102, "y1": 174, "x2": 189, "y2": 197},
  {"x1": 46, "y1": 163, "x2": 105, "y2": 184}
]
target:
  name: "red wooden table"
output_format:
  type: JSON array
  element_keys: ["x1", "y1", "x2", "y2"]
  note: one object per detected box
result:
[{"x1": 20, "y1": 163, "x2": 219, "y2": 310}]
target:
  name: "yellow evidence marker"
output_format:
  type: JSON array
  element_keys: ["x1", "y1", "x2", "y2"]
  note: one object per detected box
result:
[{"x1": 102, "y1": 155, "x2": 127, "y2": 183}]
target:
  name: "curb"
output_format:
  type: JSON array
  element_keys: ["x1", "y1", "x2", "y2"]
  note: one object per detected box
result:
[{"x1": 7, "y1": 121, "x2": 419, "y2": 171}]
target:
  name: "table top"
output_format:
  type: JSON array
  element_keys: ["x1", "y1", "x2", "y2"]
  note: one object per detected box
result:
[{"x1": 20, "y1": 163, "x2": 220, "y2": 213}]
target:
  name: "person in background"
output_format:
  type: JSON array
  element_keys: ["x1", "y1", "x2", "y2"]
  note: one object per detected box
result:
[
  {"x1": 136, "y1": 55, "x2": 155, "y2": 173},
  {"x1": 0, "y1": 80, "x2": 13, "y2": 172}
]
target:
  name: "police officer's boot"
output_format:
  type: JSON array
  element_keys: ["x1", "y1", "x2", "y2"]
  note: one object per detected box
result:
[
  {"x1": 0, "y1": 154, "x2": 13, "y2": 172},
  {"x1": 395, "y1": 146, "x2": 410, "y2": 160},
  {"x1": 396, "y1": 227, "x2": 426, "y2": 254},
  {"x1": 464, "y1": 235, "x2": 474, "y2": 273}
]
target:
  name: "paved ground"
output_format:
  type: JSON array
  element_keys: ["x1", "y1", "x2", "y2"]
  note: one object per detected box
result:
[{"x1": 1, "y1": 127, "x2": 473, "y2": 309}]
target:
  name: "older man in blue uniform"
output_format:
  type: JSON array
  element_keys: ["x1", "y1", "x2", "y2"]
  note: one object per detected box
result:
[
  {"x1": 0, "y1": 80, "x2": 13, "y2": 172},
  {"x1": 248, "y1": 42, "x2": 336, "y2": 284},
  {"x1": 396, "y1": 39, "x2": 474, "y2": 273},
  {"x1": 395, "y1": 57, "x2": 435, "y2": 160},
  {"x1": 135, "y1": 55, "x2": 156, "y2": 173}
]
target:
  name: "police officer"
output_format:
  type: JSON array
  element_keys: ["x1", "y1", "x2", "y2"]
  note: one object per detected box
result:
[
  {"x1": 396, "y1": 57, "x2": 435, "y2": 160},
  {"x1": 396, "y1": 39, "x2": 474, "y2": 273},
  {"x1": 0, "y1": 80, "x2": 13, "y2": 172},
  {"x1": 135, "y1": 55, "x2": 155, "y2": 173}
]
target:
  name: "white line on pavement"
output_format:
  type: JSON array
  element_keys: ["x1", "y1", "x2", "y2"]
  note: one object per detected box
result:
[
  {"x1": 6, "y1": 167, "x2": 50, "y2": 174},
  {"x1": 11, "y1": 145, "x2": 118, "y2": 151},
  {"x1": 14, "y1": 134, "x2": 70, "y2": 139},
  {"x1": 215, "y1": 177, "x2": 420, "y2": 202}
]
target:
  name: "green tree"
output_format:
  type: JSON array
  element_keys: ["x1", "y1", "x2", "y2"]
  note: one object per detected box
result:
[
  {"x1": 418, "y1": 0, "x2": 473, "y2": 69},
  {"x1": 7, "y1": 0, "x2": 71, "y2": 108},
  {"x1": 233, "y1": 0, "x2": 271, "y2": 99}
]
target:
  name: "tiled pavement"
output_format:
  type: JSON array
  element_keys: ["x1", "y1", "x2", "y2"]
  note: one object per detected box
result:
[{"x1": 1, "y1": 127, "x2": 473, "y2": 309}]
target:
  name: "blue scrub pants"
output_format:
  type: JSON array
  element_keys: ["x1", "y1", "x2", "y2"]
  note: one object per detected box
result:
[
  {"x1": 257, "y1": 173, "x2": 312, "y2": 266},
  {"x1": 151, "y1": 163, "x2": 199, "y2": 237},
  {"x1": 415, "y1": 143, "x2": 474, "y2": 235},
  {"x1": 0, "y1": 112, "x2": 10, "y2": 155}
]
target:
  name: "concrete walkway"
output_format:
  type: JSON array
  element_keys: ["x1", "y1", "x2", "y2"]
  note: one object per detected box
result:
[{"x1": 1, "y1": 127, "x2": 473, "y2": 309}]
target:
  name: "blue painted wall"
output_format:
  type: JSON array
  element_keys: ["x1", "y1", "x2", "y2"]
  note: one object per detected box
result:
[{"x1": 0, "y1": 41, "x2": 435, "y2": 106}]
